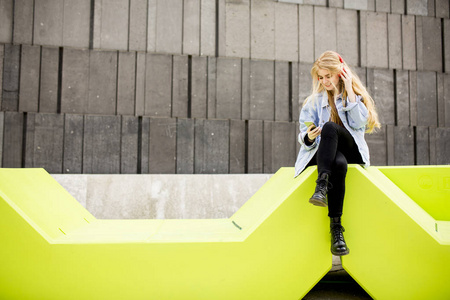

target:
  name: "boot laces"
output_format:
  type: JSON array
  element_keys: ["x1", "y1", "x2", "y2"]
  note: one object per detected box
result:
[
  {"x1": 331, "y1": 225, "x2": 345, "y2": 242},
  {"x1": 316, "y1": 178, "x2": 333, "y2": 190}
]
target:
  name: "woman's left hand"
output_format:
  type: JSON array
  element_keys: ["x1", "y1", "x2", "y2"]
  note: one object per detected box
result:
[{"x1": 340, "y1": 65, "x2": 353, "y2": 92}]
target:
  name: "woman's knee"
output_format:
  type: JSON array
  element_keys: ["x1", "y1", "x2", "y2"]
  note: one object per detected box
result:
[
  {"x1": 332, "y1": 153, "x2": 348, "y2": 175},
  {"x1": 321, "y1": 121, "x2": 339, "y2": 138}
]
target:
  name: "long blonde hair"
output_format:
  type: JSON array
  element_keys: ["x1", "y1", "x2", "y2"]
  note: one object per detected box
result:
[{"x1": 303, "y1": 51, "x2": 381, "y2": 133}]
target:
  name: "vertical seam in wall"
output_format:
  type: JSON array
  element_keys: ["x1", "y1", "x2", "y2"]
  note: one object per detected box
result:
[
  {"x1": 404, "y1": 0, "x2": 407, "y2": 15},
  {"x1": 21, "y1": 112, "x2": 27, "y2": 168},
  {"x1": 400, "y1": 14, "x2": 403, "y2": 69},
  {"x1": 32, "y1": 0, "x2": 36, "y2": 44},
  {"x1": 81, "y1": 115, "x2": 85, "y2": 173},
  {"x1": 188, "y1": 55, "x2": 192, "y2": 118},
  {"x1": 441, "y1": 18, "x2": 445, "y2": 73},
  {"x1": 273, "y1": 61, "x2": 275, "y2": 121},
  {"x1": 215, "y1": 0, "x2": 219, "y2": 57},
  {"x1": 171, "y1": 55, "x2": 174, "y2": 117},
  {"x1": 127, "y1": 0, "x2": 131, "y2": 51},
  {"x1": 145, "y1": 0, "x2": 149, "y2": 52},
  {"x1": 357, "y1": 10, "x2": 361, "y2": 67},
  {"x1": 205, "y1": 57, "x2": 209, "y2": 118},
  {"x1": 181, "y1": 0, "x2": 185, "y2": 54},
  {"x1": 413, "y1": 125, "x2": 417, "y2": 165},
  {"x1": 228, "y1": 119, "x2": 230, "y2": 173},
  {"x1": 249, "y1": 0, "x2": 252, "y2": 60},
  {"x1": 119, "y1": 115, "x2": 123, "y2": 173},
  {"x1": 393, "y1": 69, "x2": 398, "y2": 126},
  {"x1": 57, "y1": 47, "x2": 63, "y2": 114},
  {"x1": 115, "y1": 51, "x2": 119, "y2": 115},
  {"x1": 137, "y1": 116, "x2": 142, "y2": 173},
  {"x1": 89, "y1": 0, "x2": 95, "y2": 49},
  {"x1": 312, "y1": 6, "x2": 315, "y2": 60},
  {"x1": 11, "y1": 0, "x2": 15, "y2": 43},
  {"x1": 37, "y1": 46, "x2": 42, "y2": 112},
  {"x1": 244, "y1": 120, "x2": 248, "y2": 174},
  {"x1": 134, "y1": 52, "x2": 138, "y2": 116},
  {"x1": 199, "y1": 0, "x2": 202, "y2": 56},
  {"x1": 61, "y1": 114, "x2": 65, "y2": 173},
  {"x1": 240, "y1": 58, "x2": 243, "y2": 120},
  {"x1": 288, "y1": 61, "x2": 292, "y2": 123}
]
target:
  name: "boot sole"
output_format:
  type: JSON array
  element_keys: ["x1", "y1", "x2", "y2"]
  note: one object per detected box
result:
[
  {"x1": 331, "y1": 249, "x2": 350, "y2": 256},
  {"x1": 309, "y1": 197, "x2": 328, "y2": 207}
]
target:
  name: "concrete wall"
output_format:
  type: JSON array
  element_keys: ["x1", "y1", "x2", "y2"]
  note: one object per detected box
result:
[{"x1": 1, "y1": 0, "x2": 450, "y2": 173}]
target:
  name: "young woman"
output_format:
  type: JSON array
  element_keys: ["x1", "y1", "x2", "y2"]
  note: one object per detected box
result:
[{"x1": 294, "y1": 51, "x2": 380, "y2": 256}]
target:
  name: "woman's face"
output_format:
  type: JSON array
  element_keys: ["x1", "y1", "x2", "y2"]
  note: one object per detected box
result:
[{"x1": 317, "y1": 68, "x2": 340, "y2": 91}]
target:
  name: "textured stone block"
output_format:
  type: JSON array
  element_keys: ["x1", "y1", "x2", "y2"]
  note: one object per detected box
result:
[
  {"x1": 395, "y1": 70, "x2": 410, "y2": 126},
  {"x1": 275, "y1": 2, "x2": 298, "y2": 62},
  {"x1": 268, "y1": 121, "x2": 296, "y2": 173},
  {"x1": 19, "y1": 45, "x2": 41, "y2": 112},
  {"x1": 121, "y1": 116, "x2": 139, "y2": 174},
  {"x1": 275, "y1": 62, "x2": 289, "y2": 122},
  {"x1": 344, "y1": 0, "x2": 368, "y2": 10},
  {"x1": 176, "y1": 118, "x2": 194, "y2": 174},
  {"x1": 314, "y1": 7, "x2": 337, "y2": 60},
  {"x1": 172, "y1": 55, "x2": 189, "y2": 118},
  {"x1": 117, "y1": 52, "x2": 136, "y2": 116},
  {"x1": 251, "y1": 0, "x2": 275, "y2": 60},
  {"x1": 291, "y1": 62, "x2": 300, "y2": 122},
  {"x1": 156, "y1": 0, "x2": 183, "y2": 54},
  {"x1": 436, "y1": 128, "x2": 450, "y2": 164},
  {"x1": 437, "y1": 73, "x2": 445, "y2": 127},
  {"x1": 361, "y1": 12, "x2": 388, "y2": 69},
  {"x1": 366, "y1": 126, "x2": 387, "y2": 166},
  {"x1": 367, "y1": 68, "x2": 395, "y2": 125},
  {"x1": 402, "y1": 15, "x2": 416, "y2": 70},
  {"x1": 145, "y1": 53, "x2": 172, "y2": 117},
  {"x1": 391, "y1": 0, "x2": 405, "y2": 14},
  {"x1": 129, "y1": 0, "x2": 148, "y2": 51},
  {"x1": 2, "y1": 112, "x2": 23, "y2": 167},
  {"x1": 409, "y1": 71, "x2": 418, "y2": 126},
  {"x1": 61, "y1": 48, "x2": 89, "y2": 114},
  {"x1": 216, "y1": 57, "x2": 241, "y2": 119},
  {"x1": 63, "y1": 0, "x2": 90, "y2": 48},
  {"x1": 0, "y1": 45, "x2": 3, "y2": 107},
  {"x1": 2, "y1": 44, "x2": 20, "y2": 111},
  {"x1": 416, "y1": 16, "x2": 442, "y2": 72},
  {"x1": 0, "y1": 112, "x2": 3, "y2": 167},
  {"x1": 88, "y1": 50, "x2": 117, "y2": 115},
  {"x1": 218, "y1": 0, "x2": 226, "y2": 57},
  {"x1": 329, "y1": 0, "x2": 344, "y2": 8},
  {"x1": 207, "y1": 57, "x2": 218, "y2": 118},
  {"x1": 445, "y1": 19, "x2": 450, "y2": 74},
  {"x1": 194, "y1": 119, "x2": 229, "y2": 174},
  {"x1": 444, "y1": 74, "x2": 450, "y2": 127},
  {"x1": 407, "y1": 0, "x2": 429, "y2": 16},
  {"x1": 25, "y1": 113, "x2": 64, "y2": 173},
  {"x1": 230, "y1": 119, "x2": 246, "y2": 173},
  {"x1": 183, "y1": 0, "x2": 200, "y2": 55},
  {"x1": 63, "y1": 114, "x2": 84, "y2": 174},
  {"x1": 0, "y1": 0, "x2": 13, "y2": 43},
  {"x1": 13, "y1": 0, "x2": 34, "y2": 44},
  {"x1": 250, "y1": 60, "x2": 274, "y2": 120},
  {"x1": 416, "y1": 126, "x2": 430, "y2": 165},
  {"x1": 191, "y1": 56, "x2": 208, "y2": 118},
  {"x1": 149, "y1": 117, "x2": 177, "y2": 174},
  {"x1": 416, "y1": 71, "x2": 437, "y2": 127},
  {"x1": 388, "y1": 14, "x2": 402, "y2": 69},
  {"x1": 135, "y1": 52, "x2": 146, "y2": 116},
  {"x1": 34, "y1": 0, "x2": 64, "y2": 46},
  {"x1": 376, "y1": 0, "x2": 390, "y2": 12},
  {"x1": 94, "y1": 0, "x2": 129, "y2": 50},
  {"x1": 298, "y1": 62, "x2": 313, "y2": 108},
  {"x1": 140, "y1": 117, "x2": 150, "y2": 173},
  {"x1": 337, "y1": 9, "x2": 358, "y2": 67},
  {"x1": 83, "y1": 115, "x2": 121, "y2": 174},
  {"x1": 248, "y1": 120, "x2": 263, "y2": 173},
  {"x1": 298, "y1": 5, "x2": 314, "y2": 63},
  {"x1": 147, "y1": 0, "x2": 157, "y2": 52},
  {"x1": 39, "y1": 47, "x2": 59, "y2": 113},
  {"x1": 200, "y1": 0, "x2": 216, "y2": 56},
  {"x1": 436, "y1": 0, "x2": 449, "y2": 18},
  {"x1": 394, "y1": 126, "x2": 414, "y2": 165},
  {"x1": 263, "y1": 121, "x2": 273, "y2": 173}
]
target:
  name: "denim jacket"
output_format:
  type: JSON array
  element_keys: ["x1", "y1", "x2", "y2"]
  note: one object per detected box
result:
[{"x1": 294, "y1": 91, "x2": 370, "y2": 178}]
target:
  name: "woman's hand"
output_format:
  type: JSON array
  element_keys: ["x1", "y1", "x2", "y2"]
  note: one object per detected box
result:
[
  {"x1": 340, "y1": 65, "x2": 356, "y2": 103},
  {"x1": 307, "y1": 125, "x2": 321, "y2": 142}
]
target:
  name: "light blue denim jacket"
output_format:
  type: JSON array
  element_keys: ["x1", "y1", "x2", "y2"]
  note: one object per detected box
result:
[{"x1": 294, "y1": 91, "x2": 370, "y2": 178}]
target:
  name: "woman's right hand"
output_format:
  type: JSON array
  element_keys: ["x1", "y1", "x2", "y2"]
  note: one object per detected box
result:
[{"x1": 307, "y1": 125, "x2": 322, "y2": 142}]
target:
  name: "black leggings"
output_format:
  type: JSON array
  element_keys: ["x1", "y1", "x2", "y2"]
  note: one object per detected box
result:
[{"x1": 306, "y1": 122, "x2": 364, "y2": 218}]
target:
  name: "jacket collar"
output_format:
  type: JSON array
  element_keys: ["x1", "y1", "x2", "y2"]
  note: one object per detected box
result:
[{"x1": 320, "y1": 91, "x2": 343, "y2": 108}]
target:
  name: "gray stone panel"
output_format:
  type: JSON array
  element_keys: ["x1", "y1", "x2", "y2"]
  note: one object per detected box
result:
[
  {"x1": 200, "y1": 0, "x2": 216, "y2": 56},
  {"x1": 427, "y1": 0, "x2": 435, "y2": 16},
  {"x1": 194, "y1": 119, "x2": 229, "y2": 174},
  {"x1": 0, "y1": 112, "x2": 3, "y2": 167},
  {"x1": 63, "y1": 0, "x2": 90, "y2": 48},
  {"x1": 147, "y1": 0, "x2": 156, "y2": 52},
  {"x1": 407, "y1": 0, "x2": 429, "y2": 16},
  {"x1": 402, "y1": 15, "x2": 416, "y2": 71},
  {"x1": 416, "y1": 16, "x2": 442, "y2": 72},
  {"x1": 135, "y1": 52, "x2": 146, "y2": 116},
  {"x1": 298, "y1": 5, "x2": 314, "y2": 63},
  {"x1": 19, "y1": 45, "x2": 41, "y2": 112},
  {"x1": 391, "y1": 0, "x2": 405, "y2": 14},
  {"x1": 367, "y1": 68, "x2": 395, "y2": 125},
  {"x1": 34, "y1": 0, "x2": 64, "y2": 46},
  {"x1": 25, "y1": 113, "x2": 64, "y2": 173},
  {"x1": 129, "y1": 0, "x2": 148, "y2": 51},
  {"x1": 183, "y1": 0, "x2": 200, "y2": 55},
  {"x1": 140, "y1": 117, "x2": 150, "y2": 173},
  {"x1": 176, "y1": 118, "x2": 194, "y2": 174},
  {"x1": 366, "y1": 125, "x2": 387, "y2": 166},
  {"x1": 437, "y1": 73, "x2": 445, "y2": 127},
  {"x1": 353, "y1": 66, "x2": 367, "y2": 87},
  {"x1": 445, "y1": 19, "x2": 450, "y2": 74},
  {"x1": 416, "y1": 126, "x2": 429, "y2": 165},
  {"x1": 429, "y1": 126, "x2": 436, "y2": 164},
  {"x1": 63, "y1": 114, "x2": 84, "y2": 174},
  {"x1": 149, "y1": 117, "x2": 177, "y2": 173},
  {"x1": 88, "y1": 50, "x2": 117, "y2": 115},
  {"x1": 275, "y1": 62, "x2": 289, "y2": 122},
  {"x1": 291, "y1": 62, "x2": 300, "y2": 122},
  {"x1": 314, "y1": 7, "x2": 337, "y2": 60},
  {"x1": 191, "y1": 56, "x2": 208, "y2": 118},
  {"x1": 364, "y1": 12, "x2": 388, "y2": 69},
  {"x1": 218, "y1": 0, "x2": 226, "y2": 57},
  {"x1": 337, "y1": 9, "x2": 358, "y2": 67},
  {"x1": 436, "y1": 128, "x2": 450, "y2": 164},
  {"x1": 248, "y1": 120, "x2": 263, "y2": 173},
  {"x1": 386, "y1": 125, "x2": 394, "y2": 165},
  {"x1": 275, "y1": 2, "x2": 298, "y2": 62},
  {"x1": 396, "y1": 70, "x2": 410, "y2": 126},
  {"x1": 230, "y1": 119, "x2": 246, "y2": 173},
  {"x1": 251, "y1": 0, "x2": 275, "y2": 60},
  {"x1": 207, "y1": 57, "x2": 218, "y2": 118},
  {"x1": 216, "y1": 57, "x2": 241, "y2": 119},
  {"x1": 225, "y1": 0, "x2": 250, "y2": 58},
  {"x1": 97, "y1": 0, "x2": 129, "y2": 50},
  {"x1": 444, "y1": 74, "x2": 450, "y2": 127},
  {"x1": 117, "y1": 51, "x2": 136, "y2": 116},
  {"x1": 61, "y1": 48, "x2": 89, "y2": 114},
  {"x1": 344, "y1": 0, "x2": 368, "y2": 10},
  {"x1": 271, "y1": 121, "x2": 296, "y2": 172},
  {"x1": 83, "y1": 115, "x2": 121, "y2": 174},
  {"x1": 394, "y1": 126, "x2": 414, "y2": 165},
  {"x1": 39, "y1": 47, "x2": 59, "y2": 113},
  {"x1": 172, "y1": 55, "x2": 188, "y2": 118},
  {"x1": 388, "y1": 14, "x2": 402, "y2": 70},
  {"x1": 298, "y1": 62, "x2": 313, "y2": 108},
  {"x1": 250, "y1": 60, "x2": 274, "y2": 120},
  {"x1": 156, "y1": 0, "x2": 183, "y2": 54},
  {"x1": 263, "y1": 121, "x2": 273, "y2": 173},
  {"x1": 409, "y1": 71, "x2": 418, "y2": 126},
  {"x1": 2, "y1": 44, "x2": 20, "y2": 111},
  {"x1": 416, "y1": 71, "x2": 437, "y2": 127},
  {"x1": 436, "y1": 0, "x2": 449, "y2": 18},
  {"x1": 121, "y1": 116, "x2": 139, "y2": 174},
  {"x1": 0, "y1": 0, "x2": 13, "y2": 43},
  {"x1": 13, "y1": 0, "x2": 34, "y2": 44},
  {"x1": 0, "y1": 45, "x2": 3, "y2": 107},
  {"x1": 3, "y1": 112, "x2": 23, "y2": 167},
  {"x1": 241, "y1": 58, "x2": 250, "y2": 120},
  {"x1": 376, "y1": 0, "x2": 390, "y2": 12},
  {"x1": 145, "y1": 53, "x2": 172, "y2": 117},
  {"x1": 329, "y1": 0, "x2": 344, "y2": 8}
]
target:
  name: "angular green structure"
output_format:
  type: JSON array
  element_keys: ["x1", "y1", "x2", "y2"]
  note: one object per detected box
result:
[{"x1": 0, "y1": 167, "x2": 331, "y2": 300}]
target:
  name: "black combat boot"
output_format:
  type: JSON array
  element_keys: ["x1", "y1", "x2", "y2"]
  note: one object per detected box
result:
[
  {"x1": 330, "y1": 217, "x2": 349, "y2": 256},
  {"x1": 309, "y1": 173, "x2": 331, "y2": 207}
]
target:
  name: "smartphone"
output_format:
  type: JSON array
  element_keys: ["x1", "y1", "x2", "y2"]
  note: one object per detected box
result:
[{"x1": 304, "y1": 121, "x2": 316, "y2": 129}]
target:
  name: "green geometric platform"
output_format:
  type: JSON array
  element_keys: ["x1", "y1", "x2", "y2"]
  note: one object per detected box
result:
[{"x1": 0, "y1": 166, "x2": 449, "y2": 299}]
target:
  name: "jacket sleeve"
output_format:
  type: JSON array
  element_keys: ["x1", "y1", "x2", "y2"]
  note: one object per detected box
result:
[
  {"x1": 298, "y1": 99, "x2": 319, "y2": 150},
  {"x1": 341, "y1": 95, "x2": 369, "y2": 130}
]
